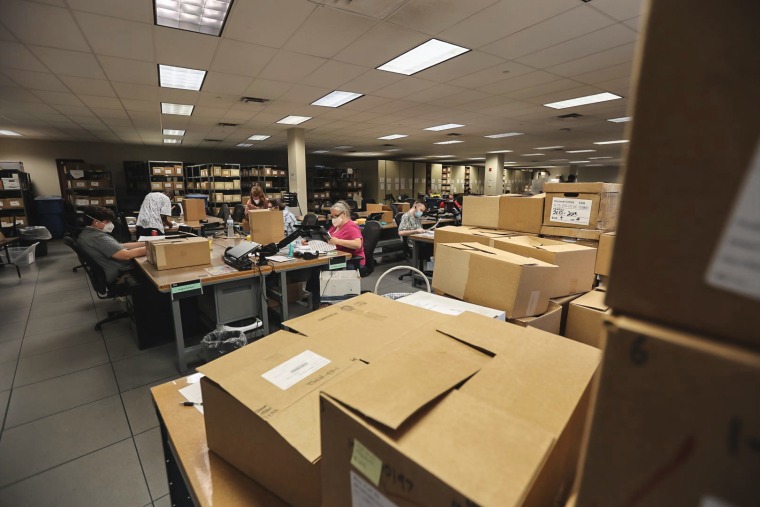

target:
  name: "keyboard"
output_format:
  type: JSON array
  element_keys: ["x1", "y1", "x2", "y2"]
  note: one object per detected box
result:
[{"x1": 299, "y1": 240, "x2": 337, "y2": 254}]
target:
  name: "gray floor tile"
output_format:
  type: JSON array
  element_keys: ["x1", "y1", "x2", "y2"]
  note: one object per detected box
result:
[
  {"x1": 32, "y1": 275, "x2": 89, "y2": 295},
  {"x1": 0, "y1": 438, "x2": 151, "y2": 507},
  {"x1": 0, "y1": 395, "x2": 131, "y2": 487},
  {"x1": 135, "y1": 427, "x2": 169, "y2": 501},
  {"x1": 112, "y1": 344, "x2": 178, "y2": 392},
  {"x1": 0, "y1": 339, "x2": 21, "y2": 363},
  {"x1": 20, "y1": 324, "x2": 103, "y2": 358},
  {"x1": 4, "y1": 364, "x2": 118, "y2": 429},
  {"x1": 31, "y1": 287, "x2": 91, "y2": 305},
  {"x1": 14, "y1": 340, "x2": 109, "y2": 388},
  {"x1": 0, "y1": 320, "x2": 26, "y2": 343},
  {"x1": 0, "y1": 389, "x2": 9, "y2": 427},
  {"x1": 28, "y1": 297, "x2": 96, "y2": 320},
  {"x1": 24, "y1": 308, "x2": 98, "y2": 337},
  {"x1": 103, "y1": 319, "x2": 142, "y2": 361},
  {"x1": 121, "y1": 376, "x2": 177, "y2": 436},
  {"x1": 153, "y1": 495, "x2": 171, "y2": 507},
  {"x1": 0, "y1": 360, "x2": 15, "y2": 391}
]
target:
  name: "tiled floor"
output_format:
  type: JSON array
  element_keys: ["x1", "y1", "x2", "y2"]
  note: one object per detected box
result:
[{"x1": 0, "y1": 240, "x2": 422, "y2": 506}]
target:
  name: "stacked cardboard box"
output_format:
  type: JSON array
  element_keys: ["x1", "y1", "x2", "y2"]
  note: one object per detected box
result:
[{"x1": 462, "y1": 194, "x2": 545, "y2": 233}]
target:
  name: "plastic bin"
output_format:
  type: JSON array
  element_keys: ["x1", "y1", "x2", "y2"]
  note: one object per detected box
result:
[
  {"x1": 35, "y1": 196, "x2": 65, "y2": 239},
  {"x1": 18, "y1": 226, "x2": 52, "y2": 257},
  {"x1": 8, "y1": 242, "x2": 39, "y2": 266},
  {"x1": 200, "y1": 328, "x2": 247, "y2": 363}
]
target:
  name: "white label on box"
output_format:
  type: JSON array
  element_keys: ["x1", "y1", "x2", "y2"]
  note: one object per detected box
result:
[
  {"x1": 706, "y1": 141, "x2": 760, "y2": 301},
  {"x1": 700, "y1": 496, "x2": 738, "y2": 507},
  {"x1": 350, "y1": 471, "x2": 398, "y2": 507},
  {"x1": 90, "y1": 181, "x2": 99, "y2": 187},
  {"x1": 261, "y1": 350, "x2": 330, "y2": 391},
  {"x1": 549, "y1": 197, "x2": 593, "y2": 225}
]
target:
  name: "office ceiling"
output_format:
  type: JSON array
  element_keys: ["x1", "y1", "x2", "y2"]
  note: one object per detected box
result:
[{"x1": 0, "y1": 0, "x2": 643, "y2": 166}]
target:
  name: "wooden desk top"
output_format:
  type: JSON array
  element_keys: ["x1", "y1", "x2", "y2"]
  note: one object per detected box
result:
[
  {"x1": 151, "y1": 378, "x2": 287, "y2": 507},
  {"x1": 422, "y1": 218, "x2": 454, "y2": 226}
]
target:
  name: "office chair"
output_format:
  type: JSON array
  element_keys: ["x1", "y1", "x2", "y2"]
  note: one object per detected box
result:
[
  {"x1": 394, "y1": 212, "x2": 414, "y2": 282},
  {"x1": 64, "y1": 237, "x2": 135, "y2": 330},
  {"x1": 345, "y1": 199, "x2": 358, "y2": 210},
  {"x1": 217, "y1": 204, "x2": 230, "y2": 221},
  {"x1": 350, "y1": 212, "x2": 359, "y2": 221},
  {"x1": 390, "y1": 203, "x2": 399, "y2": 216},
  {"x1": 360, "y1": 198, "x2": 375, "y2": 212},
  {"x1": 354, "y1": 220, "x2": 382, "y2": 278},
  {"x1": 301, "y1": 213, "x2": 319, "y2": 227},
  {"x1": 113, "y1": 212, "x2": 132, "y2": 244},
  {"x1": 62, "y1": 235, "x2": 83, "y2": 272},
  {"x1": 171, "y1": 203, "x2": 182, "y2": 217},
  {"x1": 232, "y1": 204, "x2": 246, "y2": 223}
]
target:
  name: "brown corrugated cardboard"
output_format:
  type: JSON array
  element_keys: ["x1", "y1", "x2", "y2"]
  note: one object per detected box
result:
[
  {"x1": 575, "y1": 315, "x2": 760, "y2": 506},
  {"x1": 507, "y1": 301, "x2": 562, "y2": 334},
  {"x1": 320, "y1": 311, "x2": 601, "y2": 507},
  {"x1": 543, "y1": 183, "x2": 621, "y2": 230},
  {"x1": 594, "y1": 232, "x2": 615, "y2": 276},
  {"x1": 1, "y1": 198, "x2": 24, "y2": 209},
  {"x1": 565, "y1": 289, "x2": 610, "y2": 348},
  {"x1": 247, "y1": 209, "x2": 284, "y2": 245},
  {"x1": 434, "y1": 225, "x2": 524, "y2": 252},
  {"x1": 604, "y1": 0, "x2": 760, "y2": 349},
  {"x1": 146, "y1": 236, "x2": 210, "y2": 270},
  {"x1": 540, "y1": 225, "x2": 603, "y2": 244},
  {"x1": 432, "y1": 242, "x2": 558, "y2": 318},
  {"x1": 462, "y1": 195, "x2": 501, "y2": 228},
  {"x1": 102, "y1": 196, "x2": 116, "y2": 206},
  {"x1": 552, "y1": 293, "x2": 586, "y2": 336},
  {"x1": 492, "y1": 235, "x2": 597, "y2": 297},
  {"x1": 182, "y1": 198, "x2": 206, "y2": 222},
  {"x1": 500, "y1": 194, "x2": 546, "y2": 233}
]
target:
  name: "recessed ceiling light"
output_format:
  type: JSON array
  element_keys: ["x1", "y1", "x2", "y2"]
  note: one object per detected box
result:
[
  {"x1": 566, "y1": 149, "x2": 596, "y2": 153},
  {"x1": 236, "y1": 143, "x2": 253, "y2": 147},
  {"x1": 569, "y1": 160, "x2": 591, "y2": 163},
  {"x1": 504, "y1": 161, "x2": 517, "y2": 165},
  {"x1": 311, "y1": 90, "x2": 363, "y2": 108},
  {"x1": 428, "y1": 155, "x2": 453, "y2": 158},
  {"x1": 424, "y1": 123, "x2": 464, "y2": 131},
  {"x1": 334, "y1": 145, "x2": 354, "y2": 150},
  {"x1": 607, "y1": 116, "x2": 631, "y2": 123},
  {"x1": 534, "y1": 145, "x2": 563, "y2": 150},
  {"x1": 589, "y1": 156, "x2": 613, "y2": 160},
  {"x1": 161, "y1": 102, "x2": 194, "y2": 116},
  {"x1": 434, "y1": 140, "x2": 465, "y2": 145},
  {"x1": 377, "y1": 38, "x2": 470, "y2": 76},
  {"x1": 385, "y1": 148, "x2": 402, "y2": 152},
  {"x1": 247, "y1": 135, "x2": 270, "y2": 141},
  {"x1": 587, "y1": 164, "x2": 603, "y2": 166},
  {"x1": 488, "y1": 150, "x2": 513, "y2": 153},
  {"x1": 549, "y1": 158, "x2": 568, "y2": 162},
  {"x1": 162, "y1": 129, "x2": 185, "y2": 136},
  {"x1": 470, "y1": 157, "x2": 486, "y2": 160},
  {"x1": 484, "y1": 132, "x2": 524, "y2": 139},
  {"x1": 0, "y1": 130, "x2": 21, "y2": 136},
  {"x1": 312, "y1": 150, "x2": 329, "y2": 154},
  {"x1": 522, "y1": 153, "x2": 545, "y2": 156},
  {"x1": 277, "y1": 115, "x2": 311, "y2": 125},
  {"x1": 158, "y1": 64, "x2": 206, "y2": 91},
  {"x1": 544, "y1": 92, "x2": 622, "y2": 109},
  {"x1": 154, "y1": 0, "x2": 233, "y2": 37},
  {"x1": 163, "y1": 138, "x2": 181, "y2": 144},
  {"x1": 593, "y1": 140, "x2": 629, "y2": 145},
  {"x1": 378, "y1": 134, "x2": 408, "y2": 140}
]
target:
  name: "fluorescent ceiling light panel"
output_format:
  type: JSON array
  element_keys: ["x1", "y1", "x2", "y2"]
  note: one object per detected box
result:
[
  {"x1": 0, "y1": 130, "x2": 21, "y2": 136},
  {"x1": 534, "y1": 145, "x2": 563, "y2": 150},
  {"x1": 434, "y1": 140, "x2": 464, "y2": 145},
  {"x1": 594, "y1": 139, "x2": 629, "y2": 145},
  {"x1": 158, "y1": 64, "x2": 206, "y2": 91},
  {"x1": 504, "y1": 161, "x2": 517, "y2": 165},
  {"x1": 470, "y1": 157, "x2": 485, "y2": 160},
  {"x1": 154, "y1": 0, "x2": 233, "y2": 36},
  {"x1": 377, "y1": 134, "x2": 408, "y2": 140},
  {"x1": 549, "y1": 158, "x2": 568, "y2": 162},
  {"x1": 377, "y1": 39, "x2": 470, "y2": 76},
  {"x1": 311, "y1": 90, "x2": 363, "y2": 108},
  {"x1": 277, "y1": 115, "x2": 311, "y2": 125},
  {"x1": 334, "y1": 145, "x2": 354, "y2": 149},
  {"x1": 385, "y1": 149, "x2": 402, "y2": 152},
  {"x1": 589, "y1": 156, "x2": 613, "y2": 160},
  {"x1": 566, "y1": 149, "x2": 596, "y2": 153},
  {"x1": 163, "y1": 138, "x2": 181, "y2": 144},
  {"x1": 484, "y1": 132, "x2": 523, "y2": 139},
  {"x1": 161, "y1": 102, "x2": 194, "y2": 116},
  {"x1": 429, "y1": 155, "x2": 453, "y2": 158},
  {"x1": 522, "y1": 153, "x2": 545, "y2": 156},
  {"x1": 312, "y1": 150, "x2": 329, "y2": 154},
  {"x1": 544, "y1": 92, "x2": 622, "y2": 109},
  {"x1": 488, "y1": 150, "x2": 513, "y2": 153},
  {"x1": 247, "y1": 135, "x2": 270, "y2": 141},
  {"x1": 236, "y1": 143, "x2": 253, "y2": 147},
  {"x1": 424, "y1": 123, "x2": 464, "y2": 131},
  {"x1": 162, "y1": 129, "x2": 185, "y2": 136},
  {"x1": 607, "y1": 116, "x2": 631, "y2": 123},
  {"x1": 569, "y1": 160, "x2": 590, "y2": 163}
]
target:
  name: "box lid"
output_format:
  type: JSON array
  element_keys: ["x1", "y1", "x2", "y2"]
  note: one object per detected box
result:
[
  {"x1": 443, "y1": 242, "x2": 557, "y2": 268},
  {"x1": 544, "y1": 182, "x2": 621, "y2": 194},
  {"x1": 495, "y1": 235, "x2": 596, "y2": 254},
  {"x1": 570, "y1": 289, "x2": 609, "y2": 312}
]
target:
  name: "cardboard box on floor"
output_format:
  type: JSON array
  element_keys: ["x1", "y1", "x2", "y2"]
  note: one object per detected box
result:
[
  {"x1": 146, "y1": 236, "x2": 211, "y2": 270},
  {"x1": 507, "y1": 300, "x2": 562, "y2": 334},
  {"x1": 565, "y1": 289, "x2": 610, "y2": 349},
  {"x1": 575, "y1": 315, "x2": 760, "y2": 506},
  {"x1": 396, "y1": 290, "x2": 506, "y2": 320},
  {"x1": 543, "y1": 183, "x2": 621, "y2": 231},
  {"x1": 320, "y1": 311, "x2": 601, "y2": 507},
  {"x1": 245, "y1": 209, "x2": 284, "y2": 245},
  {"x1": 594, "y1": 232, "x2": 615, "y2": 276},
  {"x1": 462, "y1": 194, "x2": 545, "y2": 233},
  {"x1": 182, "y1": 198, "x2": 206, "y2": 222},
  {"x1": 492, "y1": 235, "x2": 597, "y2": 297},
  {"x1": 433, "y1": 242, "x2": 558, "y2": 319},
  {"x1": 603, "y1": 0, "x2": 760, "y2": 349}
]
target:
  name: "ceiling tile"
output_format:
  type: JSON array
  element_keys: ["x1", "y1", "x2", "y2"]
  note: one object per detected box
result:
[
  {"x1": 283, "y1": 6, "x2": 377, "y2": 58},
  {"x1": 404, "y1": 83, "x2": 467, "y2": 104},
  {"x1": 387, "y1": 0, "x2": 499, "y2": 35},
  {"x1": 78, "y1": 95, "x2": 123, "y2": 109},
  {"x1": 341, "y1": 69, "x2": 404, "y2": 95},
  {"x1": 29, "y1": 46, "x2": 106, "y2": 79},
  {"x1": 0, "y1": 23, "x2": 16, "y2": 41},
  {"x1": 66, "y1": 0, "x2": 153, "y2": 24},
  {"x1": 121, "y1": 98, "x2": 156, "y2": 112},
  {"x1": 258, "y1": 51, "x2": 326, "y2": 84},
  {"x1": 92, "y1": 108, "x2": 129, "y2": 119},
  {"x1": 0, "y1": 74, "x2": 18, "y2": 86},
  {"x1": 196, "y1": 92, "x2": 238, "y2": 107},
  {"x1": 158, "y1": 88, "x2": 199, "y2": 104},
  {"x1": 53, "y1": 104, "x2": 95, "y2": 116},
  {"x1": 304, "y1": 60, "x2": 368, "y2": 89},
  {"x1": 278, "y1": 84, "x2": 332, "y2": 104},
  {"x1": 111, "y1": 81, "x2": 157, "y2": 100},
  {"x1": 192, "y1": 106, "x2": 228, "y2": 119},
  {"x1": 415, "y1": 50, "x2": 504, "y2": 83},
  {"x1": 546, "y1": 42, "x2": 636, "y2": 77},
  {"x1": 448, "y1": 60, "x2": 534, "y2": 89},
  {"x1": 571, "y1": 62, "x2": 632, "y2": 85},
  {"x1": 154, "y1": 26, "x2": 219, "y2": 69},
  {"x1": 478, "y1": 70, "x2": 561, "y2": 95},
  {"x1": 59, "y1": 76, "x2": 117, "y2": 97},
  {"x1": 373, "y1": 76, "x2": 438, "y2": 99},
  {"x1": 74, "y1": 11, "x2": 154, "y2": 62},
  {"x1": 590, "y1": 0, "x2": 643, "y2": 22},
  {"x1": 0, "y1": 0, "x2": 90, "y2": 51},
  {"x1": 333, "y1": 23, "x2": 428, "y2": 68},
  {"x1": 505, "y1": 78, "x2": 590, "y2": 100},
  {"x1": 241, "y1": 78, "x2": 293, "y2": 101},
  {"x1": 3, "y1": 69, "x2": 68, "y2": 92},
  {"x1": 0, "y1": 41, "x2": 48, "y2": 72},
  {"x1": 223, "y1": 0, "x2": 316, "y2": 48},
  {"x1": 623, "y1": 16, "x2": 642, "y2": 32},
  {"x1": 33, "y1": 90, "x2": 85, "y2": 106},
  {"x1": 210, "y1": 39, "x2": 277, "y2": 77},
  {"x1": 98, "y1": 55, "x2": 156, "y2": 85},
  {"x1": 202, "y1": 72, "x2": 253, "y2": 96}
]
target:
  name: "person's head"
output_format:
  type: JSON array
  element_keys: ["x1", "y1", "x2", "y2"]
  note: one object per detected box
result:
[
  {"x1": 250, "y1": 186, "x2": 266, "y2": 204},
  {"x1": 270, "y1": 198, "x2": 286, "y2": 211},
  {"x1": 163, "y1": 189, "x2": 175, "y2": 199},
  {"x1": 83, "y1": 205, "x2": 116, "y2": 233},
  {"x1": 411, "y1": 201, "x2": 426, "y2": 218},
  {"x1": 447, "y1": 194, "x2": 455, "y2": 202},
  {"x1": 330, "y1": 200, "x2": 351, "y2": 227}
]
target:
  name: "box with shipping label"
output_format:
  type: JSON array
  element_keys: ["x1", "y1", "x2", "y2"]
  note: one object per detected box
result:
[
  {"x1": 319, "y1": 308, "x2": 601, "y2": 507},
  {"x1": 212, "y1": 166, "x2": 222, "y2": 176},
  {"x1": 88, "y1": 197, "x2": 102, "y2": 206},
  {"x1": 396, "y1": 290, "x2": 506, "y2": 320},
  {"x1": 1, "y1": 215, "x2": 26, "y2": 227},
  {"x1": 0, "y1": 178, "x2": 20, "y2": 190},
  {"x1": 152, "y1": 167, "x2": 163, "y2": 175},
  {"x1": 594, "y1": 232, "x2": 615, "y2": 276},
  {"x1": 182, "y1": 198, "x2": 206, "y2": 222},
  {"x1": 543, "y1": 183, "x2": 621, "y2": 230},
  {"x1": 507, "y1": 300, "x2": 562, "y2": 334},
  {"x1": 492, "y1": 235, "x2": 597, "y2": 297},
  {"x1": 163, "y1": 167, "x2": 173, "y2": 176},
  {"x1": 72, "y1": 197, "x2": 89, "y2": 207},
  {"x1": 163, "y1": 182, "x2": 173, "y2": 189},
  {"x1": 223, "y1": 181, "x2": 233, "y2": 190},
  {"x1": 68, "y1": 179, "x2": 88, "y2": 189},
  {"x1": 604, "y1": 0, "x2": 760, "y2": 349},
  {"x1": 564, "y1": 289, "x2": 610, "y2": 348},
  {"x1": 146, "y1": 236, "x2": 210, "y2": 270},
  {"x1": 174, "y1": 166, "x2": 183, "y2": 176},
  {"x1": 3, "y1": 198, "x2": 24, "y2": 209},
  {"x1": 221, "y1": 169, "x2": 231, "y2": 177},
  {"x1": 575, "y1": 315, "x2": 760, "y2": 507},
  {"x1": 150, "y1": 182, "x2": 162, "y2": 190},
  {"x1": 102, "y1": 196, "x2": 117, "y2": 206},
  {"x1": 247, "y1": 209, "x2": 284, "y2": 245},
  {"x1": 233, "y1": 180, "x2": 240, "y2": 189},
  {"x1": 173, "y1": 182, "x2": 183, "y2": 190},
  {"x1": 88, "y1": 180, "x2": 102, "y2": 188},
  {"x1": 432, "y1": 242, "x2": 558, "y2": 319}
]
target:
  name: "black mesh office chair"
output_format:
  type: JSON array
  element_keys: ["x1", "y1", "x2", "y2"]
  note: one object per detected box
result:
[
  {"x1": 405, "y1": 198, "x2": 415, "y2": 206},
  {"x1": 171, "y1": 203, "x2": 182, "y2": 217},
  {"x1": 394, "y1": 212, "x2": 414, "y2": 281},
  {"x1": 350, "y1": 212, "x2": 359, "y2": 220},
  {"x1": 113, "y1": 212, "x2": 132, "y2": 244},
  {"x1": 301, "y1": 213, "x2": 319, "y2": 227},
  {"x1": 357, "y1": 220, "x2": 382, "y2": 278},
  {"x1": 390, "y1": 203, "x2": 399, "y2": 216},
  {"x1": 217, "y1": 204, "x2": 230, "y2": 220},
  {"x1": 232, "y1": 204, "x2": 246, "y2": 223}
]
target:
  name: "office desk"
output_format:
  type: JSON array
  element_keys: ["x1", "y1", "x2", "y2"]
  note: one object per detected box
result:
[
  {"x1": 421, "y1": 217, "x2": 455, "y2": 227},
  {"x1": 151, "y1": 377, "x2": 287, "y2": 507},
  {"x1": 128, "y1": 216, "x2": 225, "y2": 238},
  {"x1": 295, "y1": 215, "x2": 327, "y2": 223},
  {"x1": 409, "y1": 233, "x2": 434, "y2": 287},
  {"x1": 0, "y1": 237, "x2": 20, "y2": 278}
]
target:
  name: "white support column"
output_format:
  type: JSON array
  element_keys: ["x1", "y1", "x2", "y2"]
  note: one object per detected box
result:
[
  {"x1": 484, "y1": 153, "x2": 504, "y2": 195},
  {"x1": 287, "y1": 128, "x2": 307, "y2": 211}
]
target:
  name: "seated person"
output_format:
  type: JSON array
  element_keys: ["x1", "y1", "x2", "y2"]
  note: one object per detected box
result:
[
  {"x1": 327, "y1": 200, "x2": 365, "y2": 264},
  {"x1": 245, "y1": 186, "x2": 270, "y2": 213},
  {"x1": 78, "y1": 206, "x2": 147, "y2": 284},
  {"x1": 398, "y1": 201, "x2": 433, "y2": 269},
  {"x1": 439, "y1": 194, "x2": 462, "y2": 211},
  {"x1": 271, "y1": 198, "x2": 297, "y2": 237},
  {"x1": 136, "y1": 189, "x2": 174, "y2": 236}
]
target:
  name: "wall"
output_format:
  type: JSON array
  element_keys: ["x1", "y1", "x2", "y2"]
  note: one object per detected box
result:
[
  {"x1": 576, "y1": 165, "x2": 622, "y2": 183},
  {"x1": 430, "y1": 163, "x2": 442, "y2": 193}
]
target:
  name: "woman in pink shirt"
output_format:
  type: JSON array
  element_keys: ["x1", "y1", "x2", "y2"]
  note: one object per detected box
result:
[{"x1": 327, "y1": 200, "x2": 365, "y2": 265}]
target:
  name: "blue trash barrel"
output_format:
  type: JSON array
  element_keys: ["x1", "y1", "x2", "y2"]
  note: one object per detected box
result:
[{"x1": 35, "y1": 196, "x2": 65, "y2": 239}]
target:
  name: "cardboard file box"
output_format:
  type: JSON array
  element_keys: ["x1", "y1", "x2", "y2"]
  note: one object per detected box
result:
[
  {"x1": 396, "y1": 290, "x2": 506, "y2": 320},
  {"x1": 507, "y1": 300, "x2": 562, "y2": 334},
  {"x1": 67, "y1": 180, "x2": 88, "y2": 189},
  {"x1": 182, "y1": 198, "x2": 206, "y2": 222},
  {"x1": 434, "y1": 225, "x2": 524, "y2": 251},
  {"x1": 543, "y1": 182, "x2": 621, "y2": 230},
  {"x1": 150, "y1": 182, "x2": 162, "y2": 190},
  {"x1": 102, "y1": 196, "x2": 117, "y2": 206},
  {"x1": 146, "y1": 236, "x2": 210, "y2": 270},
  {"x1": 246, "y1": 209, "x2": 284, "y2": 245},
  {"x1": 564, "y1": 289, "x2": 610, "y2": 348},
  {"x1": 594, "y1": 232, "x2": 615, "y2": 276},
  {"x1": 539, "y1": 225, "x2": 603, "y2": 247},
  {"x1": 463, "y1": 194, "x2": 545, "y2": 232}
]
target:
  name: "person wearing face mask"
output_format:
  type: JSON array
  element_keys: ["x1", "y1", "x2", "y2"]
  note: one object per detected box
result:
[
  {"x1": 398, "y1": 201, "x2": 427, "y2": 243},
  {"x1": 77, "y1": 206, "x2": 147, "y2": 284},
  {"x1": 245, "y1": 186, "x2": 270, "y2": 214},
  {"x1": 326, "y1": 200, "x2": 365, "y2": 264}
]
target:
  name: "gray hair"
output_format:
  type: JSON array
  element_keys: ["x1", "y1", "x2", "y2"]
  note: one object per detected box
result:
[{"x1": 331, "y1": 200, "x2": 351, "y2": 217}]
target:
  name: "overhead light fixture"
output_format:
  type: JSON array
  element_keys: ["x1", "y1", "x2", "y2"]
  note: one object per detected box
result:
[
  {"x1": 277, "y1": 115, "x2": 311, "y2": 125},
  {"x1": 377, "y1": 38, "x2": 470, "y2": 76},
  {"x1": 488, "y1": 150, "x2": 513, "y2": 153},
  {"x1": 158, "y1": 64, "x2": 206, "y2": 91},
  {"x1": 312, "y1": 150, "x2": 329, "y2": 154},
  {"x1": 522, "y1": 153, "x2": 545, "y2": 156},
  {"x1": 154, "y1": 0, "x2": 233, "y2": 37},
  {"x1": 0, "y1": 130, "x2": 21, "y2": 136},
  {"x1": 236, "y1": 143, "x2": 253, "y2": 147},
  {"x1": 334, "y1": 145, "x2": 354, "y2": 150},
  {"x1": 378, "y1": 134, "x2": 408, "y2": 140},
  {"x1": 424, "y1": 123, "x2": 464, "y2": 131},
  {"x1": 247, "y1": 135, "x2": 270, "y2": 141},
  {"x1": 566, "y1": 149, "x2": 596, "y2": 153},
  {"x1": 534, "y1": 145, "x2": 563, "y2": 150},
  {"x1": 311, "y1": 90, "x2": 363, "y2": 108},
  {"x1": 434, "y1": 140, "x2": 464, "y2": 145},
  {"x1": 607, "y1": 116, "x2": 631, "y2": 123},
  {"x1": 470, "y1": 157, "x2": 486, "y2": 160},
  {"x1": 484, "y1": 132, "x2": 523, "y2": 139},
  {"x1": 163, "y1": 138, "x2": 181, "y2": 144},
  {"x1": 504, "y1": 161, "x2": 517, "y2": 165},
  {"x1": 549, "y1": 158, "x2": 568, "y2": 162},
  {"x1": 593, "y1": 139, "x2": 629, "y2": 145},
  {"x1": 589, "y1": 156, "x2": 613, "y2": 160},
  {"x1": 544, "y1": 92, "x2": 622, "y2": 109},
  {"x1": 385, "y1": 148, "x2": 402, "y2": 152},
  {"x1": 569, "y1": 160, "x2": 591, "y2": 163},
  {"x1": 428, "y1": 155, "x2": 453, "y2": 158},
  {"x1": 161, "y1": 102, "x2": 194, "y2": 116},
  {"x1": 162, "y1": 129, "x2": 185, "y2": 136}
]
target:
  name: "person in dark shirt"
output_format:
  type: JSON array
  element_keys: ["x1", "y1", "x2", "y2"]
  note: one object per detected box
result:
[{"x1": 77, "y1": 206, "x2": 146, "y2": 283}]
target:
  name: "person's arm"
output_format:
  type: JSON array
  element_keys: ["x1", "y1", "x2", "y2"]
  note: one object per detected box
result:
[
  {"x1": 123, "y1": 241, "x2": 146, "y2": 249},
  {"x1": 112, "y1": 246, "x2": 147, "y2": 261},
  {"x1": 329, "y1": 236, "x2": 362, "y2": 250},
  {"x1": 161, "y1": 215, "x2": 173, "y2": 227},
  {"x1": 397, "y1": 214, "x2": 423, "y2": 236}
]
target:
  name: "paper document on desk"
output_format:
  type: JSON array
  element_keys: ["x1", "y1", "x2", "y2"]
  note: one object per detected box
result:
[
  {"x1": 178, "y1": 382, "x2": 204, "y2": 414},
  {"x1": 267, "y1": 255, "x2": 292, "y2": 262},
  {"x1": 205, "y1": 265, "x2": 237, "y2": 275},
  {"x1": 138, "y1": 235, "x2": 170, "y2": 242}
]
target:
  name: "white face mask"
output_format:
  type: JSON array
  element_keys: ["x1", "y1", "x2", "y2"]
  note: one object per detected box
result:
[
  {"x1": 253, "y1": 199, "x2": 260, "y2": 205},
  {"x1": 102, "y1": 222, "x2": 115, "y2": 234},
  {"x1": 331, "y1": 216, "x2": 342, "y2": 227}
]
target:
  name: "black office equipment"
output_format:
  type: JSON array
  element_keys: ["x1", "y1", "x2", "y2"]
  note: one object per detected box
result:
[
  {"x1": 367, "y1": 212, "x2": 385, "y2": 221},
  {"x1": 222, "y1": 241, "x2": 260, "y2": 271}
]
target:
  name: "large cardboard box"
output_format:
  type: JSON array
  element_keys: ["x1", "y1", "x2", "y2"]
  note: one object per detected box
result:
[
  {"x1": 462, "y1": 195, "x2": 501, "y2": 228},
  {"x1": 552, "y1": 293, "x2": 586, "y2": 337},
  {"x1": 492, "y1": 235, "x2": 597, "y2": 297},
  {"x1": 366, "y1": 203, "x2": 393, "y2": 223},
  {"x1": 507, "y1": 300, "x2": 562, "y2": 334},
  {"x1": 501, "y1": 194, "x2": 546, "y2": 233},
  {"x1": 146, "y1": 236, "x2": 210, "y2": 270},
  {"x1": 434, "y1": 225, "x2": 524, "y2": 252},
  {"x1": 543, "y1": 183, "x2": 621, "y2": 230},
  {"x1": 594, "y1": 232, "x2": 615, "y2": 276},
  {"x1": 604, "y1": 0, "x2": 760, "y2": 349},
  {"x1": 182, "y1": 198, "x2": 206, "y2": 222},
  {"x1": 396, "y1": 290, "x2": 505, "y2": 320},
  {"x1": 433, "y1": 242, "x2": 558, "y2": 319},
  {"x1": 565, "y1": 290, "x2": 610, "y2": 348},
  {"x1": 575, "y1": 315, "x2": 760, "y2": 506},
  {"x1": 1, "y1": 198, "x2": 24, "y2": 209},
  {"x1": 247, "y1": 209, "x2": 284, "y2": 245},
  {"x1": 320, "y1": 310, "x2": 601, "y2": 507}
]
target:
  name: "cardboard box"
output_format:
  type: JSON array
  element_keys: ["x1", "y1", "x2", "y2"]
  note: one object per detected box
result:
[
  {"x1": 319, "y1": 308, "x2": 601, "y2": 507},
  {"x1": 223, "y1": 181, "x2": 233, "y2": 190},
  {"x1": 543, "y1": 183, "x2": 621, "y2": 230},
  {"x1": 552, "y1": 293, "x2": 586, "y2": 337},
  {"x1": 221, "y1": 169, "x2": 231, "y2": 177},
  {"x1": 233, "y1": 180, "x2": 240, "y2": 189},
  {"x1": 88, "y1": 180, "x2": 102, "y2": 188},
  {"x1": 432, "y1": 242, "x2": 558, "y2": 319},
  {"x1": 604, "y1": 0, "x2": 760, "y2": 349},
  {"x1": 68, "y1": 179, "x2": 88, "y2": 189},
  {"x1": 230, "y1": 168, "x2": 240, "y2": 177},
  {"x1": 152, "y1": 167, "x2": 163, "y2": 175},
  {"x1": 463, "y1": 194, "x2": 545, "y2": 233},
  {"x1": 174, "y1": 182, "x2": 184, "y2": 190},
  {"x1": 247, "y1": 209, "x2": 284, "y2": 245},
  {"x1": 2, "y1": 198, "x2": 24, "y2": 209},
  {"x1": 434, "y1": 225, "x2": 524, "y2": 251},
  {"x1": 492, "y1": 235, "x2": 596, "y2": 298},
  {"x1": 0, "y1": 215, "x2": 26, "y2": 227},
  {"x1": 174, "y1": 166, "x2": 183, "y2": 176},
  {"x1": 394, "y1": 202, "x2": 410, "y2": 213},
  {"x1": 150, "y1": 182, "x2": 162, "y2": 190},
  {"x1": 72, "y1": 197, "x2": 89, "y2": 207},
  {"x1": 212, "y1": 166, "x2": 222, "y2": 176},
  {"x1": 540, "y1": 225, "x2": 603, "y2": 247},
  {"x1": 507, "y1": 300, "x2": 562, "y2": 334},
  {"x1": 565, "y1": 289, "x2": 610, "y2": 348},
  {"x1": 594, "y1": 232, "x2": 615, "y2": 276},
  {"x1": 102, "y1": 196, "x2": 117, "y2": 206},
  {"x1": 396, "y1": 291, "x2": 506, "y2": 320},
  {"x1": 182, "y1": 198, "x2": 206, "y2": 222},
  {"x1": 575, "y1": 315, "x2": 760, "y2": 506},
  {"x1": 462, "y1": 195, "x2": 501, "y2": 228},
  {"x1": 88, "y1": 197, "x2": 102, "y2": 206},
  {"x1": 163, "y1": 167, "x2": 173, "y2": 176},
  {"x1": 146, "y1": 236, "x2": 211, "y2": 270}
]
